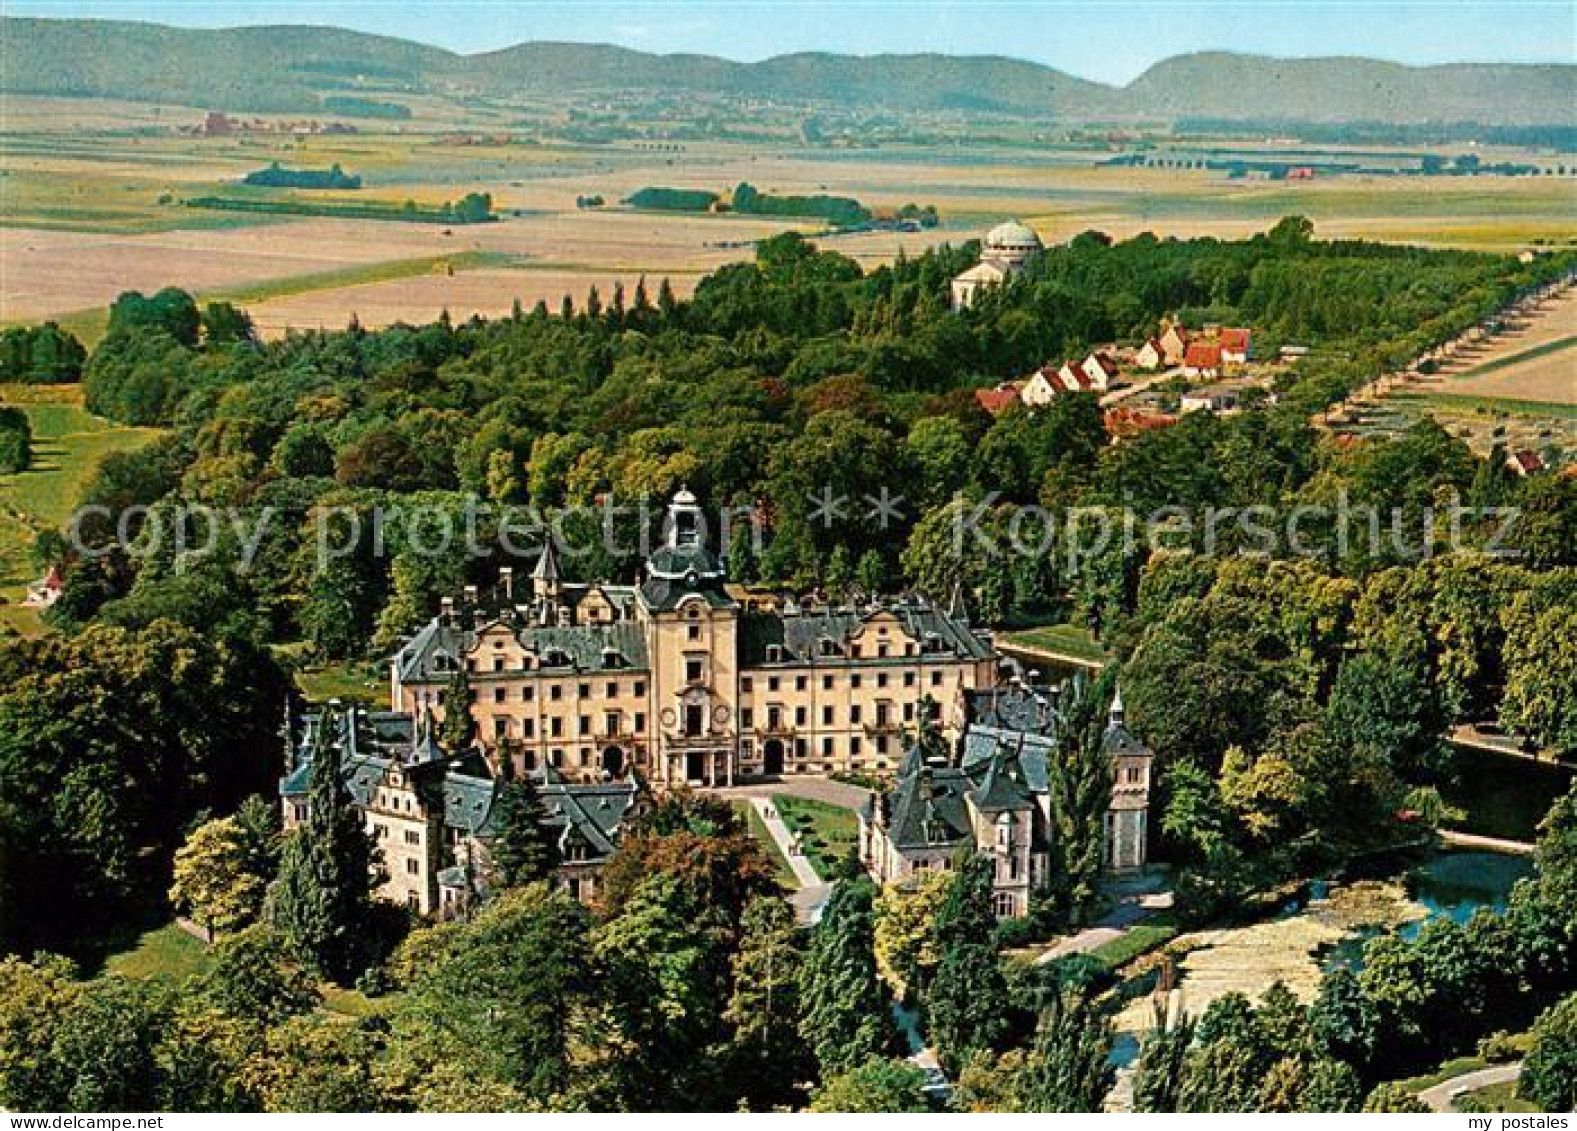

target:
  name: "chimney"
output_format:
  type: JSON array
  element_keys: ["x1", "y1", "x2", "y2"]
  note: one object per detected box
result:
[
  {"x1": 499, "y1": 566, "x2": 514, "y2": 601},
  {"x1": 463, "y1": 584, "x2": 478, "y2": 605},
  {"x1": 440, "y1": 596, "x2": 455, "y2": 625}
]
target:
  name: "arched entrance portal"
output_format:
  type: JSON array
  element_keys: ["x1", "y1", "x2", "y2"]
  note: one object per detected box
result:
[
  {"x1": 601, "y1": 745, "x2": 625, "y2": 778},
  {"x1": 762, "y1": 738, "x2": 785, "y2": 777}
]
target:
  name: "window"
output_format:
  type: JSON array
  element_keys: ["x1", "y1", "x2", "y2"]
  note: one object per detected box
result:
[
  {"x1": 578, "y1": 716, "x2": 590, "y2": 736},
  {"x1": 522, "y1": 685, "x2": 535, "y2": 701},
  {"x1": 850, "y1": 704, "x2": 862, "y2": 724},
  {"x1": 821, "y1": 705, "x2": 833, "y2": 725},
  {"x1": 740, "y1": 708, "x2": 753, "y2": 729},
  {"x1": 850, "y1": 737, "x2": 862, "y2": 756},
  {"x1": 493, "y1": 687, "x2": 506, "y2": 703},
  {"x1": 578, "y1": 683, "x2": 590, "y2": 699},
  {"x1": 822, "y1": 675, "x2": 833, "y2": 690},
  {"x1": 930, "y1": 672, "x2": 942, "y2": 686},
  {"x1": 406, "y1": 859, "x2": 421, "y2": 876},
  {"x1": 633, "y1": 681, "x2": 646, "y2": 696},
  {"x1": 523, "y1": 719, "x2": 535, "y2": 738},
  {"x1": 851, "y1": 674, "x2": 862, "y2": 689},
  {"x1": 606, "y1": 682, "x2": 618, "y2": 698},
  {"x1": 684, "y1": 704, "x2": 704, "y2": 737},
  {"x1": 876, "y1": 736, "x2": 889, "y2": 754},
  {"x1": 493, "y1": 717, "x2": 509, "y2": 738},
  {"x1": 604, "y1": 711, "x2": 621, "y2": 736},
  {"x1": 768, "y1": 676, "x2": 780, "y2": 692},
  {"x1": 550, "y1": 685, "x2": 562, "y2": 701},
  {"x1": 795, "y1": 676, "x2": 807, "y2": 691},
  {"x1": 685, "y1": 659, "x2": 704, "y2": 684},
  {"x1": 404, "y1": 829, "x2": 421, "y2": 846},
  {"x1": 877, "y1": 673, "x2": 888, "y2": 688},
  {"x1": 688, "y1": 624, "x2": 701, "y2": 641},
  {"x1": 550, "y1": 718, "x2": 563, "y2": 737},
  {"x1": 822, "y1": 737, "x2": 834, "y2": 756},
  {"x1": 741, "y1": 676, "x2": 753, "y2": 693},
  {"x1": 634, "y1": 712, "x2": 645, "y2": 731},
  {"x1": 795, "y1": 706, "x2": 807, "y2": 726},
  {"x1": 993, "y1": 893, "x2": 1016, "y2": 918},
  {"x1": 493, "y1": 658, "x2": 506, "y2": 672},
  {"x1": 904, "y1": 672, "x2": 916, "y2": 688}
]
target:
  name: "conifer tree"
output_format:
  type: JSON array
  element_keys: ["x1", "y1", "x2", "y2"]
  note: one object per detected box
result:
[
  {"x1": 1132, "y1": 1002, "x2": 1195, "y2": 1113},
  {"x1": 266, "y1": 709, "x2": 381, "y2": 981},
  {"x1": 723, "y1": 896, "x2": 814, "y2": 1109},
  {"x1": 1042, "y1": 671, "x2": 1117, "y2": 926},
  {"x1": 489, "y1": 754, "x2": 558, "y2": 888},
  {"x1": 439, "y1": 665, "x2": 474, "y2": 751},
  {"x1": 928, "y1": 854, "x2": 1010, "y2": 1069},
  {"x1": 1015, "y1": 983, "x2": 1114, "y2": 1112},
  {"x1": 798, "y1": 877, "x2": 900, "y2": 1076}
]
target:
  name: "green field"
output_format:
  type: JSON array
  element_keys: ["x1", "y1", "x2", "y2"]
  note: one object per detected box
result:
[
  {"x1": 102, "y1": 923, "x2": 214, "y2": 982},
  {"x1": 734, "y1": 801, "x2": 800, "y2": 890},
  {"x1": 1000, "y1": 621, "x2": 1111, "y2": 665},
  {"x1": 0, "y1": 385, "x2": 162, "y2": 626},
  {"x1": 1389, "y1": 391, "x2": 1577, "y2": 420},
  {"x1": 774, "y1": 795, "x2": 859, "y2": 882}
]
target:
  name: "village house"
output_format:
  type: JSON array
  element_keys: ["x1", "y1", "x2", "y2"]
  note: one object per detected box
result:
[
  {"x1": 1218, "y1": 327, "x2": 1253, "y2": 365},
  {"x1": 1135, "y1": 338, "x2": 1167, "y2": 371},
  {"x1": 1180, "y1": 384, "x2": 1240, "y2": 413},
  {"x1": 1182, "y1": 341, "x2": 1224, "y2": 379},
  {"x1": 975, "y1": 381, "x2": 1026, "y2": 415},
  {"x1": 1080, "y1": 351, "x2": 1121, "y2": 390},
  {"x1": 859, "y1": 681, "x2": 1153, "y2": 918},
  {"x1": 392, "y1": 489, "x2": 1001, "y2": 788},
  {"x1": 1158, "y1": 322, "x2": 1190, "y2": 365},
  {"x1": 278, "y1": 705, "x2": 640, "y2": 916},
  {"x1": 950, "y1": 220, "x2": 1043, "y2": 310},
  {"x1": 1506, "y1": 449, "x2": 1546, "y2": 477},
  {"x1": 1020, "y1": 366, "x2": 1061, "y2": 406}
]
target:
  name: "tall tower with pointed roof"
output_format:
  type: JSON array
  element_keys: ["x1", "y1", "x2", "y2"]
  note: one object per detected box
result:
[{"x1": 1101, "y1": 682, "x2": 1151, "y2": 871}]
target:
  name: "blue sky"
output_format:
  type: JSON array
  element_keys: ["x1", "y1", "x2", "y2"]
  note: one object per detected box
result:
[{"x1": 8, "y1": 1, "x2": 1574, "y2": 84}]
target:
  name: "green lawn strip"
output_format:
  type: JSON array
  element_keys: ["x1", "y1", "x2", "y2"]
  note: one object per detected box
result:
[
  {"x1": 1458, "y1": 1080, "x2": 1539, "y2": 1114},
  {"x1": 103, "y1": 923, "x2": 215, "y2": 983},
  {"x1": 1453, "y1": 334, "x2": 1577, "y2": 381},
  {"x1": 1389, "y1": 391, "x2": 1577, "y2": 420},
  {"x1": 734, "y1": 801, "x2": 800, "y2": 891},
  {"x1": 774, "y1": 795, "x2": 859, "y2": 882},
  {"x1": 1000, "y1": 621, "x2": 1112, "y2": 665},
  {"x1": 1086, "y1": 916, "x2": 1179, "y2": 972},
  {"x1": 281, "y1": 647, "x2": 389, "y2": 704}
]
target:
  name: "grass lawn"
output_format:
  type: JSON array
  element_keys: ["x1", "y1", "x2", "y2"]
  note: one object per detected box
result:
[
  {"x1": 0, "y1": 383, "x2": 162, "y2": 608},
  {"x1": 734, "y1": 801, "x2": 800, "y2": 890},
  {"x1": 775, "y1": 795, "x2": 859, "y2": 882},
  {"x1": 102, "y1": 923, "x2": 214, "y2": 983},
  {"x1": 290, "y1": 656, "x2": 390, "y2": 704},
  {"x1": 1000, "y1": 621, "x2": 1111, "y2": 666},
  {"x1": 1389, "y1": 391, "x2": 1577, "y2": 420},
  {"x1": 1087, "y1": 916, "x2": 1180, "y2": 973},
  {"x1": 1459, "y1": 1080, "x2": 1539, "y2": 1114}
]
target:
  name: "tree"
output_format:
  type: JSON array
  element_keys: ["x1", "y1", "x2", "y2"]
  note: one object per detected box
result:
[
  {"x1": 0, "y1": 406, "x2": 31, "y2": 474},
  {"x1": 265, "y1": 708, "x2": 382, "y2": 981},
  {"x1": 1302, "y1": 1057, "x2": 1365, "y2": 1113},
  {"x1": 873, "y1": 869, "x2": 949, "y2": 997},
  {"x1": 722, "y1": 895, "x2": 814, "y2": 1110},
  {"x1": 929, "y1": 854, "x2": 1010, "y2": 1068},
  {"x1": 49, "y1": 976, "x2": 171, "y2": 1111},
  {"x1": 438, "y1": 665, "x2": 474, "y2": 750},
  {"x1": 1132, "y1": 1003, "x2": 1194, "y2": 1113},
  {"x1": 0, "y1": 953, "x2": 81, "y2": 1109},
  {"x1": 170, "y1": 815, "x2": 271, "y2": 937},
  {"x1": 799, "y1": 877, "x2": 901, "y2": 1076},
  {"x1": 199, "y1": 926, "x2": 321, "y2": 1024},
  {"x1": 1522, "y1": 992, "x2": 1577, "y2": 1114},
  {"x1": 809, "y1": 1058, "x2": 930, "y2": 1112},
  {"x1": 1015, "y1": 983, "x2": 1114, "y2": 1112},
  {"x1": 488, "y1": 756, "x2": 557, "y2": 888},
  {"x1": 1362, "y1": 1081, "x2": 1430, "y2": 1112},
  {"x1": 1040, "y1": 672, "x2": 1116, "y2": 926}
]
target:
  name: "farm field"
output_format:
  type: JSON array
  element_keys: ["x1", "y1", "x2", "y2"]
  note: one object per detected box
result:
[
  {"x1": 4, "y1": 114, "x2": 1576, "y2": 338},
  {"x1": 1429, "y1": 286, "x2": 1577, "y2": 405},
  {"x1": 0, "y1": 383, "x2": 162, "y2": 631}
]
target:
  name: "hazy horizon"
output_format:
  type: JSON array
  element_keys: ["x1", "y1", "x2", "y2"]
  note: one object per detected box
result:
[{"x1": 5, "y1": 1, "x2": 1574, "y2": 86}]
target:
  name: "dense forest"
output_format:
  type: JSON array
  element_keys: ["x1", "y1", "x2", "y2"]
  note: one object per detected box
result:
[{"x1": 1, "y1": 219, "x2": 1574, "y2": 1110}]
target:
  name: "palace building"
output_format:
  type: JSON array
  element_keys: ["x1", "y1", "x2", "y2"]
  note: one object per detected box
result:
[
  {"x1": 859, "y1": 680, "x2": 1153, "y2": 918},
  {"x1": 391, "y1": 489, "x2": 1001, "y2": 788},
  {"x1": 279, "y1": 704, "x2": 639, "y2": 915}
]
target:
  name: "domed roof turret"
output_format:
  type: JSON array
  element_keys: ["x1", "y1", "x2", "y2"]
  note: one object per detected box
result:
[{"x1": 985, "y1": 219, "x2": 1042, "y2": 253}]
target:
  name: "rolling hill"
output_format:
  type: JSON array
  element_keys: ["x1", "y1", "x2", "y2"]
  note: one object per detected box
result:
[{"x1": 0, "y1": 16, "x2": 1571, "y2": 126}]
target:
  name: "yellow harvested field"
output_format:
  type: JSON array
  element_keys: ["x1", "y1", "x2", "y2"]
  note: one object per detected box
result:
[{"x1": 1434, "y1": 287, "x2": 1577, "y2": 405}]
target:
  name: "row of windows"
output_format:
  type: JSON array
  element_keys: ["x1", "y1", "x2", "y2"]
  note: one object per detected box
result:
[
  {"x1": 741, "y1": 701, "x2": 913, "y2": 730},
  {"x1": 492, "y1": 711, "x2": 647, "y2": 739},
  {"x1": 741, "y1": 669, "x2": 942, "y2": 693},
  {"x1": 483, "y1": 680, "x2": 648, "y2": 701}
]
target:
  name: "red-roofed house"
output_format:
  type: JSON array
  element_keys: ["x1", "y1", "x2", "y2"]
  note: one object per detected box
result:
[
  {"x1": 1020, "y1": 366, "x2": 1061, "y2": 406},
  {"x1": 1056, "y1": 362, "x2": 1094, "y2": 392},
  {"x1": 1104, "y1": 408, "x2": 1178, "y2": 438},
  {"x1": 1081, "y1": 352, "x2": 1121, "y2": 391},
  {"x1": 1135, "y1": 338, "x2": 1166, "y2": 371},
  {"x1": 975, "y1": 382, "x2": 1024, "y2": 416},
  {"x1": 1218, "y1": 328, "x2": 1253, "y2": 365},
  {"x1": 24, "y1": 566, "x2": 64, "y2": 609},
  {"x1": 1506, "y1": 449, "x2": 1546, "y2": 477},
  {"x1": 1182, "y1": 342, "x2": 1223, "y2": 378}
]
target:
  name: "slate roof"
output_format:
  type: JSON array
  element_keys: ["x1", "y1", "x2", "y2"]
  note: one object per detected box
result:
[
  {"x1": 739, "y1": 600, "x2": 993, "y2": 667},
  {"x1": 394, "y1": 600, "x2": 649, "y2": 684}
]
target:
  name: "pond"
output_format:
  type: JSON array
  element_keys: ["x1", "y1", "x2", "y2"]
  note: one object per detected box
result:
[
  {"x1": 1319, "y1": 849, "x2": 1533, "y2": 972},
  {"x1": 1440, "y1": 742, "x2": 1574, "y2": 842}
]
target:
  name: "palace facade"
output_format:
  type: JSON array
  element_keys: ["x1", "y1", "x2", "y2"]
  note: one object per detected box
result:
[{"x1": 391, "y1": 490, "x2": 1001, "y2": 787}]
